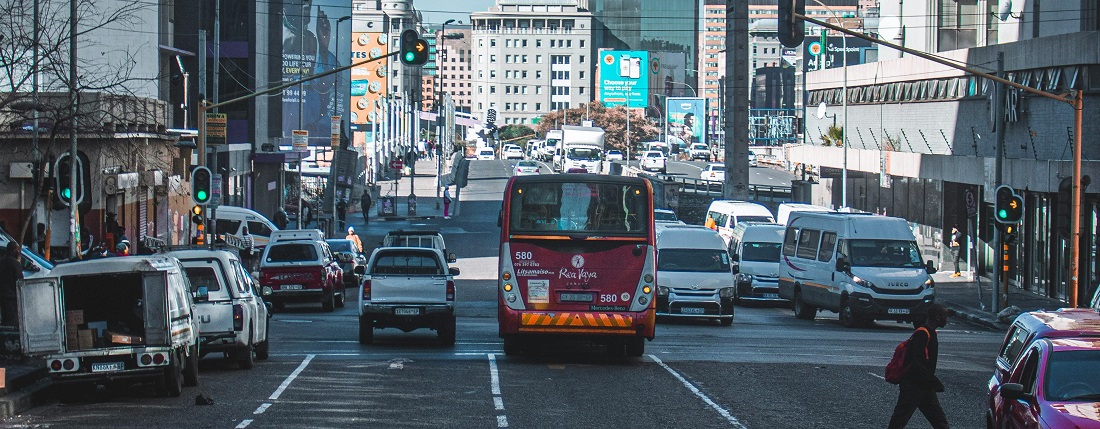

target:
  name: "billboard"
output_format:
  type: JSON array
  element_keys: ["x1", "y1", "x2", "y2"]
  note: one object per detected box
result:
[
  {"x1": 665, "y1": 97, "x2": 705, "y2": 148},
  {"x1": 350, "y1": 29, "x2": 389, "y2": 125},
  {"x1": 281, "y1": 0, "x2": 350, "y2": 144},
  {"x1": 647, "y1": 51, "x2": 688, "y2": 117},
  {"x1": 804, "y1": 36, "x2": 874, "y2": 71},
  {"x1": 598, "y1": 50, "x2": 649, "y2": 108}
]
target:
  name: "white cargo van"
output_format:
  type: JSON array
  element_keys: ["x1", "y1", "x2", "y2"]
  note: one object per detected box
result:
[
  {"x1": 777, "y1": 212, "x2": 937, "y2": 328},
  {"x1": 654, "y1": 225, "x2": 735, "y2": 325},
  {"x1": 212, "y1": 206, "x2": 280, "y2": 247},
  {"x1": 776, "y1": 203, "x2": 832, "y2": 225},
  {"x1": 728, "y1": 222, "x2": 786, "y2": 304},
  {"x1": 704, "y1": 200, "x2": 775, "y2": 247}
]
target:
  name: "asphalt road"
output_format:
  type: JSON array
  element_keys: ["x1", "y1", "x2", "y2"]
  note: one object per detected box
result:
[{"x1": 2, "y1": 160, "x2": 1004, "y2": 429}]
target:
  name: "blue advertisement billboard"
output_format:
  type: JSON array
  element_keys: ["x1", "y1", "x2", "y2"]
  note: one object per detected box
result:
[
  {"x1": 282, "y1": 0, "x2": 349, "y2": 145},
  {"x1": 665, "y1": 97, "x2": 705, "y2": 148},
  {"x1": 598, "y1": 50, "x2": 649, "y2": 108}
]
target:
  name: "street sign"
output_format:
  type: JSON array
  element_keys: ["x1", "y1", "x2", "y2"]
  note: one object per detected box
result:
[
  {"x1": 206, "y1": 113, "x2": 227, "y2": 145},
  {"x1": 965, "y1": 188, "x2": 978, "y2": 218},
  {"x1": 330, "y1": 116, "x2": 341, "y2": 148},
  {"x1": 390, "y1": 159, "x2": 404, "y2": 170},
  {"x1": 292, "y1": 130, "x2": 309, "y2": 151},
  {"x1": 211, "y1": 174, "x2": 222, "y2": 206}
]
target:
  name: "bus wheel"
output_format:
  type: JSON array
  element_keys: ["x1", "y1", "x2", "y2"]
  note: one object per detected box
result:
[
  {"x1": 625, "y1": 338, "x2": 645, "y2": 357},
  {"x1": 502, "y1": 337, "x2": 522, "y2": 356}
]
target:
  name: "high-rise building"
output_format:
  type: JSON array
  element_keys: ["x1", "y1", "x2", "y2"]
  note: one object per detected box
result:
[
  {"x1": 590, "y1": 0, "x2": 700, "y2": 97},
  {"x1": 438, "y1": 27, "x2": 474, "y2": 113},
  {"x1": 470, "y1": 0, "x2": 595, "y2": 126},
  {"x1": 350, "y1": 0, "x2": 425, "y2": 127}
]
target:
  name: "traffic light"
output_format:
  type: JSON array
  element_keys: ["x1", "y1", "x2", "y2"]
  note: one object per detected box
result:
[
  {"x1": 1003, "y1": 225, "x2": 1018, "y2": 246},
  {"x1": 778, "y1": 0, "x2": 806, "y2": 48},
  {"x1": 191, "y1": 166, "x2": 212, "y2": 205},
  {"x1": 53, "y1": 154, "x2": 83, "y2": 207},
  {"x1": 400, "y1": 29, "x2": 429, "y2": 66},
  {"x1": 994, "y1": 185, "x2": 1024, "y2": 224},
  {"x1": 487, "y1": 108, "x2": 497, "y2": 125},
  {"x1": 191, "y1": 205, "x2": 204, "y2": 225}
]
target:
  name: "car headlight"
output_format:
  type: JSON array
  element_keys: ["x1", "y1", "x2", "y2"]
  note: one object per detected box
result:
[
  {"x1": 737, "y1": 273, "x2": 753, "y2": 283},
  {"x1": 719, "y1": 287, "x2": 735, "y2": 298},
  {"x1": 657, "y1": 286, "x2": 669, "y2": 296},
  {"x1": 851, "y1": 275, "x2": 874, "y2": 288}
]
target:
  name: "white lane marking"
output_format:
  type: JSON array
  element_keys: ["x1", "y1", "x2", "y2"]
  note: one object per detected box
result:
[
  {"x1": 235, "y1": 420, "x2": 253, "y2": 428},
  {"x1": 649, "y1": 354, "x2": 748, "y2": 428},
  {"x1": 488, "y1": 353, "x2": 509, "y2": 428},
  {"x1": 868, "y1": 372, "x2": 886, "y2": 380},
  {"x1": 254, "y1": 403, "x2": 272, "y2": 414},
  {"x1": 270, "y1": 354, "x2": 315, "y2": 401}
]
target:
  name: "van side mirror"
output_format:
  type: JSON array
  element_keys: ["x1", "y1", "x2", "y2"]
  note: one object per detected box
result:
[
  {"x1": 999, "y1": 383, "x2": 1032, "y2": 402},
  {"x1": 835, "y1": 257, "x2": 850, "y2": 272},
  {"x1": 925, "y1": 260, "x2": 937, "y2": 274},
  {"x1": 193, "y1": 286, "x2": 210, "y2": 303},
  {"x1": 449, "y1": 267, "x2": 461, "y2": 276},
  {"x1": 730, "y1": 262, "x2": 740, "y2": 275}
]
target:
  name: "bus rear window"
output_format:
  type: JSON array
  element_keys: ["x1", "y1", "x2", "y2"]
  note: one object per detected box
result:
[{"x1": 510, "y1": 182, "x2": 650, "y2": 234}]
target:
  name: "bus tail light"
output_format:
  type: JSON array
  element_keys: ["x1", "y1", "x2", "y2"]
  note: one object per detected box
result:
[
  {"x1": 446, "y1": 281, "x2": 455, "y2": 301},
  {"x1": 362, "y1": 279, "x2": 372, "y2": 300}
]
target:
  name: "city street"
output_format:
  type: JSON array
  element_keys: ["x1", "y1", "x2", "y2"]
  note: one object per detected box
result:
[{"x1": 2, "y1": 160, "x2": 1005, "y2": 428}]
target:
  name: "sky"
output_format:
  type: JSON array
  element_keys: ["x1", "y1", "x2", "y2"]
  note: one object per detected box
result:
[{"x1": 415, "y1": 0, "x2": 496, "y2": 26}]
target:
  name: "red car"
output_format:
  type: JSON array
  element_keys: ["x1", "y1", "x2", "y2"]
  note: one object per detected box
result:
[
  {"x1": 987, "y1": 309, "x2": 1100, "y2": 428},
  {"x1": 993, "y1": 337, "x2": 1100, "y2": 428},
  {"x1": 259, "y1": 238, "x2": 345, "y2": 312}
]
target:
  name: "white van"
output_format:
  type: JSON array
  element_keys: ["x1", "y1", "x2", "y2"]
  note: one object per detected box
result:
[
  {"x1": 777, "y1": 212, "x2": 937, "y2": 328},
  {"x1": 212, "y1": 206, "x2": 280, "y2": 247},
  {"x1": 704, "y1": 200, "x2": 775, "y2": 247},
  {"x1": 728, "y1": 222, "x2": 786, "y2": 304},
  {"x1": 655, "y1": 225, "x2": 735, "y2": 325},
  {"x1": 776, "y1": 203, "x2": 832, "y2": 225}
]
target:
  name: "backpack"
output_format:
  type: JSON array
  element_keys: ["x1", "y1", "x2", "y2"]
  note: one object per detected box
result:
[{"x1": 884, "y1": 327, "x2": 930, "y2": 384}]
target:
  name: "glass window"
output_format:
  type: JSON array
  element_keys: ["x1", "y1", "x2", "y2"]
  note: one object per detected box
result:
[
  {"x1": 247, "y1": 221, "x2": 272, "y2": 237},
  {"x1": 1044, "y1": 349, "x2": 1100, "y2": 401},
  {"x1": 742, "y1": 242, "x2": 781, "y2": 262},
  {"x1": 818, "y1": 232, "x2": 837, "y2": 261},
  {"x1": 783, "y1": 227, "x2": 799, "y2": 257},
  {"x1": 796, "y1": 229, "x2": 820, "y2": 260},
  {"x1": 999, "y1": 325, "x2": 1031, "y2": 362},
  {"x1": 848, "y1": 240, "x2": 924, "y2": 268},
  {"x1": 371, "y1": 251, "x2": 443, "y2": 275},
  {"x1": 183, "y1": 266, "x2": 221, "y2": 292},
  {"x1": 265, "y1": 243, "x2": 318, "y2": 263},
  {"x1": 215, "y1": 219, "x2": 242, "y2": 236},
  {"x1": 658, "y1": 249, "x2": 731, "y2": 272},
  {"x1": 509, "y1": 181, "x2": 650, "y2": 234}
]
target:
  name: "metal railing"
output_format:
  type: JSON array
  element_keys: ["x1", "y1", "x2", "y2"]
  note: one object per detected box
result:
[{"x1": 631, "y1": 168, "x2": 793, "y2": 202}]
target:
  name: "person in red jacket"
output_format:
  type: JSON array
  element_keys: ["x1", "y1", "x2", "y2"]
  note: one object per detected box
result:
[{"x1": 888, "y1": 303, "x2": 951, "y2": 429}]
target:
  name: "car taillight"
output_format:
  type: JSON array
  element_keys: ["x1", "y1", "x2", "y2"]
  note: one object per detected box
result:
[
  {"x1": 362, "y1": 279, "x2": 372, "y2": 300},
  {"x1": 446, "y1": 280, "x2": 455, "y2": 301},
  {"x1": 233, "y1": 304, "x2": 244, "y2": 331}
]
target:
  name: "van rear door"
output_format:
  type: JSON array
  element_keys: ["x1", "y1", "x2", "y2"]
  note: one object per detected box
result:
[
  {"x1": 17, "y1": 278, "x2": 63, "y2": 355},
  {"x1": 144, "y1": 273, "x2": 170, "y2": 346}
]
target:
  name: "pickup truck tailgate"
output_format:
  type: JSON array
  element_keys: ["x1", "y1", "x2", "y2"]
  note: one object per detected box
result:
[{"x1": 369, "y1": 275, "x2": 449, "y2": 304}]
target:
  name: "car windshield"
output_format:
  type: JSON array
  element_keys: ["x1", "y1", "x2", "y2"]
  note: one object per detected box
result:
[
  {"x1": 371, "y1": 251, "x2": 443, "y2": 275},
  {"x1": 847, "y1": 239, "x2": 923, "y2": 268},
  {"x1": 326, "y1": 240, "x2": 356, "y2": 253},
  {"x1": 1044, "y1": 349, "x2": 1100, "y2": 401},
  {"x1": 741, "y1": 242, "x2": 782, "y2": 262},
  {"x1": 509, "y1": 181, "x2": 650, "y2": 235},
  {"x1": 265, "y1": 243, "x2": 319, "y2": 263},
  {"x1": 658, "y1": 249, "x2": 731, "y2": 273},
  {"x1": 183, "y1": 266, "x2": 222, "y2": 292},
  {"x1": 737, "y1": 216, "x2": 773, "y2": 223},
  {"x1": 654, "y1": 211, "x2": 679, "y2": 222}
]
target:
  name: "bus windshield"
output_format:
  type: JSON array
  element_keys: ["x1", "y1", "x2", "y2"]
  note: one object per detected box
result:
[{"x1": 509, "y1": 181, "x2": 650, "y2": 234}]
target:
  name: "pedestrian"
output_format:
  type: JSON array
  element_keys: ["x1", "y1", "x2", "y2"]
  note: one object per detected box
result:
[
  {"x1": 887, "y1": 303, "x2": 951, "y2": 429},
  {"x1": 360, "y1": 192, "x2": 372, "y2": 224},
  {"x1": 346, "y1": 226, "x2": 363, "y2": 253},
  {"x1": 336, "y1": 198, "x2": 347, "y2": 231},
  {"x1": 274, "y1": 209, "x2": 288, "y2": 230},
  {"x1": 116, "y1": 239, "x2": 131, "y2": 256},
  {"x1": 0, "y1": 241, "x2": 24, "y2": 327},
  {"x1": 948, "y1": 226, "x2": 962, "y2": 277},
  {"x1": 443, "y1": 187, "x2": 452, "y2": 219},
  {"x1": 241, "y1": 225, "x2": 255, "y2": 257}
]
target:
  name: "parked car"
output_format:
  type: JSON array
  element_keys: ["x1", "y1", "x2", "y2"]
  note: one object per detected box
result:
[
  {"x1": 165, "y1": 248, "x2": 269, "y2": 369},
  {"x1": 326, "y1": 238, "x2": 367, "y2": 288},
  {"x1": 258, "y1": 236, "x2": 344, "y2": 311},
  {"x1": 640, "y1": 150, "x2": 667, "y2": 173},
  {"x1": 477, "y1": 148, "x2": 496, "y2": 160},
  {"x1": 986, "y1": 308, "x2": 1100, "y2": 428},
  {"x1": 358, "y1": 247, "x2": 460, "y2": 345},
  {"x1": 700, "y1": 163, "x2": 726, "y2": 182},
  {"x1": 503, "y1": 145, "x2": 525, "y2": 160},
  {"x1": 605, "y1": 150, "x2": 625, "y2": 161},
  {"x1": 513, "y1": 160, "x2": 540, "y2": 176},
  {"x1": 992, "y1": 337, "x2": 1100, "y2": 428}
]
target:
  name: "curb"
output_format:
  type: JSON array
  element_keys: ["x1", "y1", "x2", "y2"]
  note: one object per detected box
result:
[
  {"x1": 0, "y1": 379, "x2": 54, "y2": 419},
  {"x1": 941, "y1": 300, "x2": 1008, "y2": 331}
]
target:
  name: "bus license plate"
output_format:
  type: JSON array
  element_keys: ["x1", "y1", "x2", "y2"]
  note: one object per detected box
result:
[
  {"x1": 281, "y1": 284, "x2": 303, "y2": 290},
  {"x1": 559, "y1": 293, "x2": 594, "y2": 302},
  {"x1": 91, "y1": 362, "x2": 125, "y2": 372},
  {"x1": 680, "y1": 307, "x2": 706, "y2": 315},
  {"x1": 394, "y1": 308, "x2": 420, "y2": 316},
  {"x1": 888, "y1": 308, "x2": 910, "y2": 315}
]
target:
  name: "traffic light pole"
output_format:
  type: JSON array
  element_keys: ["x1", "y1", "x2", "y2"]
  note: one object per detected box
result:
[
  {"x1": 993, "y1": 53, "x2": 1005, "y2": 312},
  {"x1": 797, "y1": 14, "x2": 1086, "y2": 308}
]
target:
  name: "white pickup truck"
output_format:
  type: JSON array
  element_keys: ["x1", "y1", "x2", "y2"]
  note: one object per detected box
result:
[{"x1": 357, "y1": 247, "x2": 460, "y2": 345}]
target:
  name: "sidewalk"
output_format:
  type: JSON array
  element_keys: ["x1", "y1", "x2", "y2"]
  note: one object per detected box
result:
[
  {"x1": 932, "y1": 271, "x2": 1070, "y2": 331},
  {"x1": 363, "y1": 156, "x2": 453, "y2": 221}
]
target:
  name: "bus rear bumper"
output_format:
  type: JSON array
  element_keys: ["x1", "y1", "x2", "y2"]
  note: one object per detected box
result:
[{"x1": 499, "y1": 308, "x2": 655, "y2": 340}]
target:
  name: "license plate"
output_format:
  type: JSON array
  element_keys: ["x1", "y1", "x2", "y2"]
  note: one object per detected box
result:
[
  {"x1": 763, "y1": 293, "x2": 779, "y2": 299},
  {"x1": 888, "y1": 308, "x2": 911, "y2": 315},
  {"x1": 281, "y1": 284, "x2": 303, "y2": 290},
  {"x1": 394, "y1": 308, "x2": 420, "y2": 316},
  {"x1": 559, "y1": 292, "x2": 594, "y2": 302},
  {"x1": 680, "y1": 307, "x2": 706, "y2": 315},
  {"x1": 91, "y1": 362, "x2": 125, "y2": 372}
]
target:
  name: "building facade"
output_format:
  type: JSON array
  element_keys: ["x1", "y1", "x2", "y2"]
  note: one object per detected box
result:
[
  {"x1": 590, "y1": 0, "x2": 700, "y2": 97},
  {"x1": 438, "y1": 27, "x2": 474, "y2": 114}
]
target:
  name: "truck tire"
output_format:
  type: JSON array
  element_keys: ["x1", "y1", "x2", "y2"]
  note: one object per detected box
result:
[
  {"x1": 255, "y1": 320, "x2": 270, "y2": 360},
  {"x1": 322, "y1": 290, "x2": 335, "y2": 312},
  {"x1": 183, "y1": 344, "x2": 200, "y2": 387},
  {"x1": 358, "y1": 317, "x2": 374, "y2": 345},
  {"x1": 793, "y1": 289, "x2": 817, "y2": 320},
  {"x1": 625, "y1": 337, "x2": 645, "y2": 357},
  {"x1": 335, "y1": 290, "x2": 346, "y2": 308},
  {"x1": 157, "y1": 356, "x2": 184, "y2": 397},
  {"x1": 438, "y1": 316, "x2": 456, "y2": 346}
]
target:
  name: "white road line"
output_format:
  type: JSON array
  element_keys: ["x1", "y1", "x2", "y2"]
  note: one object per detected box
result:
[
  {"x1": 235, "y1": 420, "x2": 253, "y2": 429},
  {"x1": 270, "y1": 354, "x2": 315, "y2": 401},
  {"x1": 494, "y1": 396, "x2": 505, "y2": 410},
  {"x1": 253, "y1": 403, "x2": 272, "y2": 415},
  {"x1": 497, "y1": 415, "x2": 509, "y2": 428},
  {"x1": 648, "y1": 354, "x2": 748, "y2": 429},
  {"x1": 488, "y1": 353, "x2": 509, "y2": 428},
  {"x1": 868, "y1": 372, "x2": 886, "y2": 380}
]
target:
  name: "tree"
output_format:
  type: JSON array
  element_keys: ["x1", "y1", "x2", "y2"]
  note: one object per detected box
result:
[
  {"x1": 499, "y1": 124, "x2": 536, "y2": 146},
  {"x1": 535, "y1": 102, "x2": 659, "y2": 155},
  {"x1": 820, "y1": 125, "x2": 843, "y2": 147}
]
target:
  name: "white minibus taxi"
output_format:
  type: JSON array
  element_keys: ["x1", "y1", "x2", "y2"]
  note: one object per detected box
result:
[{"x1": 704, "y1": 200, "x2": 775, "y2": 247}]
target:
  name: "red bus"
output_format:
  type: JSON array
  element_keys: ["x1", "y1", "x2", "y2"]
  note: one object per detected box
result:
[{"x1": 497, "y1": 175, "x2": 656, "y2": 356}]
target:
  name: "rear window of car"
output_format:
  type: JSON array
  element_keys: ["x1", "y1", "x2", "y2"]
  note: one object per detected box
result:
[
  {"x1": 184, "y1": 266, "x2": 222, "y2": 292},
  {"x1": 266, "y1": 243, "x2": 319, "y2": 262},
  {"x1": 327, "y1": 240, "x2": 356, "y2": 253},
  {"x1": 371, "y1": 251, "x2": 443, "y2": 275},
  {"x1": 709, "y1": 165, "x2": 726, "y2": 172},
  {"x1": 645, "y1": 152, "x2": 661, "y2": 158}
]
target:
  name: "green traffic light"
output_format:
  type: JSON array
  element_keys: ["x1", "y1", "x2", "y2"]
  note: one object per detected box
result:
[
  {"x1": 196, "y1": 190, "x2": 208, "y2": 201},
  {"x1": 61, "y1": 188, "x2": 71, "y2": 199},
  {"x1": 998, "y1": 209, "x2": 1007, "y2": 219},
  {"x1": 405, "y1": 52, "x2": 415, "y2": 62}
]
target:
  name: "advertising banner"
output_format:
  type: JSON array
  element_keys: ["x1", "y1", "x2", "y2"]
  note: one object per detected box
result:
[
  {"x1": 350, "y1": 28, "x2": 389, "y2": 124},
  {"x1": 647, "y1": 51, "x2": 688, "y2": 117},
  {"x1": 598, "y1": 50, "x2": 649, "y2": 108},
  {"x1": 804, "y1": 36, "x2": 873, "y2": 71},
  {"x1": 282, "y1": 0, "x2": 349, "y2": 144},
  {"x1": 665, "y1": 97, "x2": 705, "y2": 149}
]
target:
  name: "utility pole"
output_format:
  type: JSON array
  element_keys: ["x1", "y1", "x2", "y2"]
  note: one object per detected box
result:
[
  {"x1": 68, "y1": 0, "x2": 81, "y2": 259},
  {"x1": 211, "y1": 0, "x2": 220, "y2": 248},
  {"x1": 992, "y1": 52, "x2": 1005, "y2": 312},
  {"x1": 725, "y1": 0, "x2": 749, "y2": 200}
]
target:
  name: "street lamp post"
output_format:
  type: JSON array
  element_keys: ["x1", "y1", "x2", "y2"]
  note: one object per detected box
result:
[
  {"x1": 437, "y1": 19, "x2": 456, "y2": 198},
  {"x1": 328, "y1": 15, "x2": 350, "y2": 237}
]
